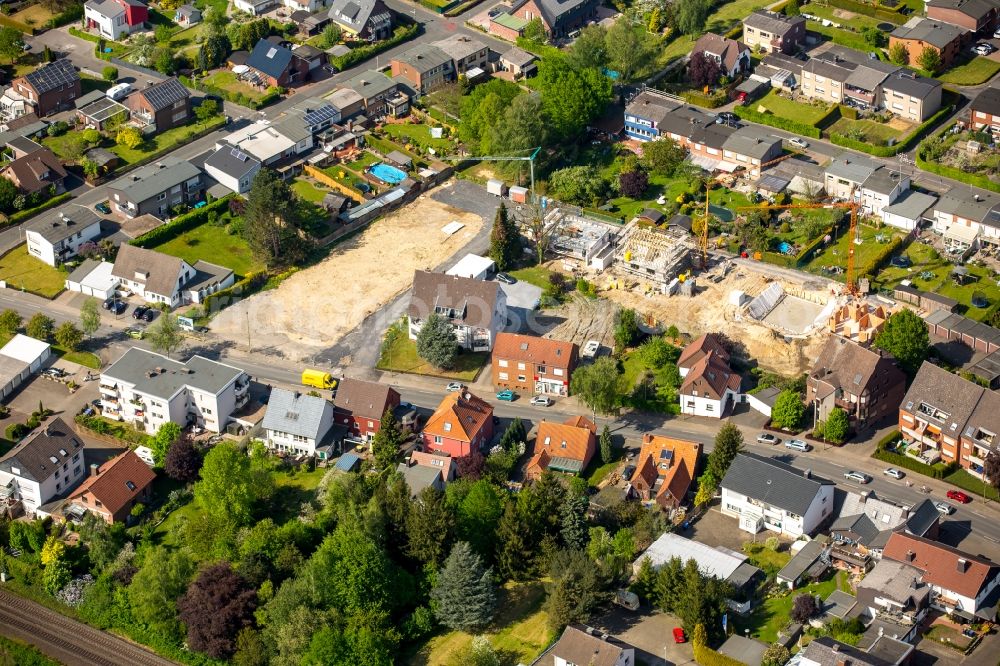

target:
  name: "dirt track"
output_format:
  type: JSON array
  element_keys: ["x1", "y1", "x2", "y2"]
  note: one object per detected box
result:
[{"x1": 209, "y1": 197, "x2": 483, "y2": 361}]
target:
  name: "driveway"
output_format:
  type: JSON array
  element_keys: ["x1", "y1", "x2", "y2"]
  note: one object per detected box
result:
[{"x1": 590, "y1": 606, "x2": 694, "y2": 666}]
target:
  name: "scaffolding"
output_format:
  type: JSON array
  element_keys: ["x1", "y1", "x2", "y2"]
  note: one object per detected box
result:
[{"x1": 616, "y1": 222, "x2": 692, "y2": 285}]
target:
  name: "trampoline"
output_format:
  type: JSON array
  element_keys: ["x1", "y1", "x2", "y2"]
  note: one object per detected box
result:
[{"x1": 368, "y1": 163, "x2": 407, "y2": 185}]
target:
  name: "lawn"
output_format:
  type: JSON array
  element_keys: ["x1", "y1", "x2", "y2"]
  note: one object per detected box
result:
[
  {"x1": 10, "y1": 3, "x2": 57, "y2": 27},
  {"x1": 510, "y1": 265, "x2": 556, "y2": 290},
  {"x1": 346, "y1": 151, "x2": 379, "y2": 171},
  {"x1": 376, "y1": 334, "x2": 487, "y2": 382},
  {"x1": 802, "y1": 3, "x2": 884, "y2": 30},
  {"x1": 743, "y1": 542, "x2": 791, "y2": 578},
  {"x1": 110, "y1": 114, "x2": 226, "y2": 164},
  {"x1": 407, "y1": 581, "x2": 553, "y2": 666},
  {"x1": 60, "y1": 349, "x2": 102, "y2": 369},
  {"x1": 42, "y1": 132, "x2": 101, "y2": 161},
  {"x1": 270, "y1": 466, "x2": 327, "y2": 523},
  {"x1": 148, "y1": 221, "x2": 262, "y2": 277},
  {"x1": 827, "y1": 118, "x2": 906, "y2": 145},
  {"x1": 151, "y1": 496, "x2": 200, "y2": 550},
  {"x1": 754, "y1": 90, "x2": 835, "y2": 126},
  {"x1": 200, "y1": 71, "x2": 270, "y2": 103},
  {"x1": 0, "y1": 246, "x2": 66, "y2": 298},
  {"x1": 945, "y1": 468, "x2": 1000, "y2": 501},
  {"x1": 938, "y1": 57, "x2": 1000, "y2": 86},
  {"x1": 802, "y1": 224, "x2": 903, "y2": 281},
  {"x1": 619, "y1": 351, "x2": 681, "y2": 415},
  {"x1": 291, "y1": 179, "x2": 330, "y2": 204},
  {"x1": 381, "y1": 123, "x2": 454, "y2": 154},
  {"x1": 741, "y1": 571, "x2": 849, "y2": 643},
  {"x1": 704, "y1": 0, "x2": 769, "y2": 33}
]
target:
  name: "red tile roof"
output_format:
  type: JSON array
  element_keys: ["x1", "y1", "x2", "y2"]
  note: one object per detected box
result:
[
  {"x1": 69, "y1": 450, "x2": 155, "y2": 518},
  {"x1": 493, "y1": 332, "x2": 576, "y2": 366},
  {"x1": 678, "y1": 333, "x2": 729, "y2": 370},
  {"x1": 681, "y1": 351, "x2": 741, "y2": 399},
  {"x1": 883, "y1": 532, "x2": 998, "y2": 600},
  {"x1": 423, "y1": 389, "x2": 493, "y2": 442},
  {"x1": 533, "y1": 416, "x2": 597, "y2": 467},
  {"x1": 633, "y1": 434, "x2": 701, "y2": 506}
]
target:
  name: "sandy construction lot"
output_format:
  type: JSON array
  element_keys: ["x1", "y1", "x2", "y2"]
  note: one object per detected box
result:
[{"x1": 209, "y1": 197, "x2": 483, "y2": 361}]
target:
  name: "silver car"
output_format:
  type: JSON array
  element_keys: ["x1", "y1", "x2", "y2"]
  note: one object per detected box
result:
[
  {"x1": 844, "y1": 471, "x2": 872, "y2": 484},
  {"x1": 883, "y1": 468, "x2": 905, "y2": 480}
]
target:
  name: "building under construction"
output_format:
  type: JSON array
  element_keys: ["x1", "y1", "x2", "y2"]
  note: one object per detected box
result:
[
  {"x1": 544, "y1": 208, "x2": 619, "y2": 269},
  {"x1": 615, "y1": 221, "x2": 692, "y2": 289}
]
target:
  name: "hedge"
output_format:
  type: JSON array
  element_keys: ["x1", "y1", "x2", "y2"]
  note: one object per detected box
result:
[
  {"x1": 877, "y1": 430, "x2": 901, "y2": 450},
  {"x1": 202, "y1": 271, "x2": 269, "y2": 314},
  {"x1": 331, "y1": 22, "x2": 420, "y2": 71},
  {"x1": 6, "y1": 192, "x2": 72, "y2": 225},
  {"x1": 0, "y1": 634, "x2": 60, "y2": 666},
  {"x1": 178, "y1": 76, "x2": 281, "y2": 111},
  {"x1": 0, "y1": 14, "x2": 35, "y2": 35},
  {"x1": 829, "y1": 104, "x2": 954, "y2": 157},
  {"x1": 826, "y1": 0, "x2": 906, "y2": 23},
  {"x1": 733, "y1": 105, "x2": 821, "y2": 139},
  {"x1": 838, "y1": 104, "x2": 858, "y2": 120},
  {"x1": 68, "y1": 26, "x2": 101, "y2": 43},
  {"x1": 682, "y1": 89, "x2": 728, "y2": 109},
  {"x1": 855, "y1": 234, "x2": 902, "y2": 278},
  {"x1": 693, "y1": 643, "x2": 749, "y2": 666},
  {"x1": 45, "y1": 3, "x2": 84, "y2": 29},
  {"x1": 873, "y1": 444, "x2": 956, "y2": 479},
  {"x1": 131, "y1": 196, "x2": 234, "y2": 247}
]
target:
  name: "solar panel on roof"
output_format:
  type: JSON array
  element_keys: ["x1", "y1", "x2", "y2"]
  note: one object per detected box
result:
[
  {"x1": 303, "y1": 104, "x2": 338, "y2": 127},
  {"x1": 267, "y1": 47, "x2": 278, "y2": 58},
  {"x1": 230, "y1": 147, "x2": 249, "y2": 162},
  {"x1": 25, "y1": 59, "x2": 78, "y2": 94}
]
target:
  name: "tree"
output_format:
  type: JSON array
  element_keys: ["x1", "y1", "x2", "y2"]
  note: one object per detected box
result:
[
  {"x1": 458, "y1": 480, "x2": 503, "y2": 559},
  {"x1": 198, "y1": 33, "x2": 230, "y2": 70},
  {"x1": 605, "y1": 17, "x2": 654, "y2": 82},
  {"x1": 547, "y1": 166, "x2": 609, "y2": 206},
  {"x1": 195, "y1": 99, "x2": 219, "y2": 122},
  {"x1": 763, "y1": 643, "x2": 792, "y2": 666},
  {"x1": 861, "y1": 26, "x2": 885, "y2": 47},
  {"x1": 706, "y1": 423, "x2": 744, "y2": 481},
  {"x1": 165, "y1": 436, "x2": 202, "y2": 482},
  {"x1": 432, "y1": 541, "x2": 497, "y2": 632},
  {"x1": 319, "y1": 23, "x2": 342, "y2": 49},
  {"x1": 560, "y1": 494, "x2": 589, "y2": 550},
  {"x1": 600, "y1": 425, "x2": 613, "y2": 464},
  {"x1": 177, "y1": 563, "x2": 257, "y2": 659},
  {"x1": 984, "y1": 451, "x2": 1000, "y2": 494},
  {"x1": 823, "y1": 407, "x2": 850, "y2": 443},
  {"x1": 888, "y1": 42, "x2": 910, "y2": 66},
  {"x1": 673, "y1": 558, "x2": 731, "y2": 640},
  {"x1": 615, "y1": 308, "x2": 641, "y2": 350},
  {"x1": 0, "y1": 177, "x2": 17, "y2": 214},
  {"x1": 129, "y1": 547, "x2": 195, "y2": 638},
  {"x1": 102, "y1": 66, "x2": 119, "y2": 81},
  {"x1": 642, "y1": 139, "x2": 687, "y2": 176},
  {"x1": 688, "y1": 52, "x2": 722, "y2": 88},
  {"x1": 543, "y1": 549, "x2": 605, "y2": 632},
  {"x1": 916, "y1": 45, "x2": 942, "y2": 73},
  {"x1": 784, "y1": 0, "x2": 800, "y2": 16},
  {"x1": 488, "y1": 202, "x2": 519, "y2": 270},
  {"x1": 194, "y1": 442, "x2": 262, "y2": 528},
  {"x1": 619, "y1": 168, "x2": 649, "y2": 199},
  {"x1": 694, "y1": 471, "x2": 717, "y2": 507},
  {"x1": 148, "y1": 313, "x2": 184, "y2": 357},
  {"x1": 496, "y1": 501, "x2": 532, "y2": 580},
  {"x1": 873, "y1": 309, "x2": 929, "y2": 374},
  {"x1": 43, "y1": 45, "x2": 53, "y2": 63},
  {"x1": 0, "y1": 27, "x2": 23, "y2": 64},
  {"x1": 675, "y1": 0, "x2": 711, "y2": 37},
  {"x1": 54, "y1": 322, "x2": 82, "y2": 351},
  {"x1": 116, "y1": 126, "x2": 143, "y2": 150},
  {"x1": 523, "y1": 17, "x2": 547, "y2": 43},
  {"x1": 243, "y1": 169, "x2": 309, "y2": 267},
  {"x1": 371, "y1": 408, "x2": 403, "y2": 469},
  {"x1": 535, "y1": 53, "x2": 612, "y2": 141},
  {"x1": 489, "y1": 93, "x2": 548, "y2": 159},
  {"x1": 0, "y1": 309, "x2": 20, "y2": 336},
  {"x1": 80, "y1": 298, "x2": 101, "y2": 337},
  {"x1": 415, "y1": 313, "x2": 458, "y2": 370},
  {"x1": 448, "y1": 636, "x2": 501, "y2": 666},
  {"x1": 568, "y1": 24, "x2": 607, "y2": 70},
  {"x1": 570, "y1": 357, "x2": 621, "y2": 416},
  {"x1": 406, "y1": 487, "x2": 454, "y2": 568},
  {"x1": 151, "y1": 422, "x2": 182, "y2": 468},
  {"x1": 26, "y1": 313, "x2": 54, "y2": 342},
  {"x1": 791, "y1": 593, "x2": 819, "y2": 623},
  {"x1": 771, "y1": 389, "x2": 805, "y2": 430}
]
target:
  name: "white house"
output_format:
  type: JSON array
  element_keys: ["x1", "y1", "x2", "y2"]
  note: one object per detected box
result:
[
  {"x1": 261, "y1": 388, "x2": 335, "y2": 457},
  {"x1": 931, "y1": 187, "x2": 1000, "y2": 250},
  {"x1": 824, "y1": 156, "x2": 879, "y2": 201},
  {"x1": 882, "y1": 191, "x2": 938, "y2": 232},
  {"x1": 859, "y1": 167, "x2": 910, "y2": 219},
  {"x1": 0, "y1": 417, "x2": 85, "y2": 516},
  {"x1": 25, "y1": 205, "x2": 103, "y2": 267},
  {"x1": 679, "y1": 350, "x2": 741, "y2": 418},
  {"x1": 407, "y1": 270, "x2": 507, "y2": 352},
  {"x1": 219, "y1": 120, "x2": 298, "y2": 166},
  {"x1": 100, "y1": 348, "x2": 250, "y2": 435},
  {"x1": 720, "y1": 452, "x2": 836, "y2": 538},
  {"x1": 233, "y1": 0, "x2": 277, "y2": 14},
  {"x1": 284, "y1": 0, "x2": 329, "y2": 12},
  {"x1": 84, "y1": 0, "x2": 145, "y2": 41},
  {"x1": 111, "y1": 244, "x2": 234, "y2": 309},
  {"x1": 204, "y1": 143, "x2": 261, "y2": 195},
  {"x1": 548, "y1": 626, "x2": 636, "y2": 666}
]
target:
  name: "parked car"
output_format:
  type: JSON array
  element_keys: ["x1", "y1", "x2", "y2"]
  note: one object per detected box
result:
[
  {"x1": 125, "y1": 327, "x2": 144, "y2": 340},
  {"x1": 496, "y1": 272, "x2": 516, "y2": 285},
  {"x1": 496, "y1": 389, "x2": 516, "y2": 401},
  {"x1": 446, "y1": 382, "x2": 462, "y2": 392},
  {"x1": 788, "y1": 137, "x2": 809, "y2": 149},
  {"x1": 530, "y1": 395, "x2": 552, "y2": 406},
  {"x1": 132, "y1": 305, "x2": 149, "y2": 320},
  {"x1": 717, "y1": 112, "x2": 738, "y2": 124},
  {"x1": 142, "y1": 309, "x2": 157, "y2": 322},
  {"x1": 673, "y1": 627, "x2": 687, "y2": 643},
  {"x1": 757, "y1": 433, "x2": 779, "y2": 445},
  {"x1": 581, "y1": 340, "x2": 601, "y2": 359},
  {"x1": 935, "y1": 501, "x2": 954, "y2": 515},
  {"x1": 41, "y1": 368, "x2": 66, "y2": 378},
  {"x1": 94, "y1": 201, "x2": 111, "y2": 215},
  {"x1": 102, "y1": 296, "x2": 115, "y2": 310},
  {"x1": 785, "y1": 439, "x2": 809, "y2": 452},
  {"x1": 946, "y1": 489, "x2": 972, "y2": 504},
  {"x1": 844, "y1": 471, "x2": 872, "y2": 484},
  {"x1": 973, "y1": 43, "x2": 994, "y2": 56},
  {"x1": 994, "y1": 27, "x2": 1000, "y2": 39},
  {"x1": 883, "y1": 468, "x2": 905, "y2": 480},
  {"x1": 91, "y1": 399, "x2": 102, "y2": 410},
  {"x1": 109, "y1": 300, "x2": 127, "y2": 315}
]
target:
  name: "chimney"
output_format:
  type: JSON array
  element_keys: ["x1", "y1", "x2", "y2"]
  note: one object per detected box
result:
[
  {"x1": 804, "y1": 468, "x2": 812, "y2": 479},
  {"x1": 90, "y1": 463, "x2": 100, "y2": 477},
  {"x1": 957, "y1": 558, "x2": 968, "y2": 572},
  {"x1": 906, "y1": 550, "x2": 915, "y2": 562},
  {"x1": 832, "y1": 644, "x2": 839, "y2": 653}
]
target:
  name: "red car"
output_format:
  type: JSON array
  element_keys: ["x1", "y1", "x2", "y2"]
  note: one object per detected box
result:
[
  {"x1": 946, "y1": 489, "x2": 972, "y2": 504},
  {"x1": 673, "y1": 627, "x2": 687, "y2": 643}
]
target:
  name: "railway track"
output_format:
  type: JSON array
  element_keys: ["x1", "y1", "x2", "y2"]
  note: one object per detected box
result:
[{"x1": 0, "y1": 588, "x2": 176, "y2": 666}]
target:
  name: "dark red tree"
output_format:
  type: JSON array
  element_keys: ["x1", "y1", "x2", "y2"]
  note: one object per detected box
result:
[
  {"x1": 791, "y1": 593, "x2": 819, "y2": 623},
  {"x1": 455, "y1": 449, "x2": 485, "y2": 480},
  {"x1": 688, "y1": 53, "x2": 722, "y2": 89},
  {"x1": 619, "y1": 169, "x2": 649, "y2": 199},
  {"x1": 177, "y1": 563, "x2": 257, "y2": 659},
  {"x1": 165, "y1": 436, "x2": 202, "y2": 483}
]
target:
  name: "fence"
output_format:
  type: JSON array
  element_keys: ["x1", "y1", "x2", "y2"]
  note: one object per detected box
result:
[{"x1": 303, "y1": 165, "x2": 365, "y2": 202}]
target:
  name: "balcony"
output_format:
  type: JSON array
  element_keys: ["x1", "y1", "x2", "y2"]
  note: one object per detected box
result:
[{"x1": 831, "y1": 545, "x2": 870, "y2": 568}]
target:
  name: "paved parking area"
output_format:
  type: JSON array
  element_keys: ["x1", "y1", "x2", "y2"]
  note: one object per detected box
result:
[
  {"x1": 591, "y1": 606, "x2": 694, "y2": 666},
  {"x1": 499, "y1": 278, "x2": 542, "y2": 310},
  {"x1": 685, "y1": 506, "x2": 754, "y2": 553}
]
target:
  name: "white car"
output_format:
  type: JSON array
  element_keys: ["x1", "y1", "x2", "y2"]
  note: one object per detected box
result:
[
  {"x1": 844, "y1": 471, "x2": 872, "y2": 484},
  {"x1": 788, "y1": 137, "x2": 809, "y2": 149},
  {"x1": 934, "y1": 501, "x2": 954, "y2": 515},
  {"x1": 757, "y1": 433, "x2": 779, "y2": 445},
  {"x1": 883, "y1": 467, "x2": 905, "y2": 480},
  {"x1": 974, "y1": 43, "x2": 994, "y2": 56},
  {"x1": 530, "y1": 395, "x2": 552, "y2": 407},
  {"x1": 581, "y1": 340, "x2": 601, "y2": 359},
  {"x1": 445, "y1": 382, "x2": 462, "y2": 392},
  {"x1": 784, "y1": 439, "x2": 809, "y2": 452}
]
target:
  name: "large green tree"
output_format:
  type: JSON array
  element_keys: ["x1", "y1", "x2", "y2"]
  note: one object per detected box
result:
[
  {"x1": 148, "y1": 313, "x2": 184, "y2": 357},
  {"x1": 457, "y1": 480, "x2": 503, "y2": 559},
  {"x1": 542, "y1": 549, "x2": 605, "y2": 632},
  {"x1": 560, "y1": 494, "x2": 590, "y2": 550},
  {"x1": 535, "y1": 54, "x2": 612, "y2": 141},
  {"x1": 600, "y1": 425, "x2": 613, "y2": 464},
  {"x1": 431, "y1": 541, "x2": 497, "y2": 632},
  {"x1": 488, "y1": 94, "x2": 548, "y2": 162},
  {"x1": 488, "y1": 202, "x2": 519, "y2": 270},
  {"x1": 194, "y1": 442, "x2": 265, "y2": 528},
  {"x1": 243, "y1": 169, "x2": 309, "y2": 268},
  {"x1": 706, "y1": 423, "x2": 744, "y2": 481},
  {"x1": 823, "y1": 407, "x2": 850, "y2": 444},
  {"x1": 916, "y1": 46, "x2": 942, "y2": 73},
  {"x1": 770, "y1": 389, "x2": 805, "y2": 431},
  {"x1": 54, "y1": 321, "x2": 82, "y2": 351},
  {"x1": 674, "y1": 559, "x2": 731, "y2": 641},
  {"x1": 642, "y1": 139, "x2": 687, "y2": 176},
  {"x1": 605, "y1": 17, "x2": 654, "y2": 82},
  {"x1": 873, "y1": 309, "x2": 929, "y2": 374},
  {"x1": 129, "y1": 547, "x2": 195, "y2": 639},
  {"x1": 151, "y1": 422, "x2": 182, "y2": 468},
  {"x1": 371, "y1": 408, "x2": 403, "y2": 470},
  {"x1": 0, "y1": 309, "x2": 20, "y2": 336},
  {"x1": 406, "y1": 487, "x2": 454, "y2": 568},
  {"x1": 571, "y1": 357, "x2": 621, "y2": 416},
  {"x1": 675, "y1": 0, "x2": 711, "y2": 36},
  {"x1": 459, "y1": 79, "x2": 522, "y2": 150},
  {"x1": 0, "y1": 26, "x2": 23, "y2": 64},
  {"x1": 415, "y1": 313, "x2": 458, "y2": 370},
  {"x1": 569, "y1": 24, "x2": 607, "y2": 70},
  {"x1": 26, "y1": 313, "x2": 54, "y2": 342}
]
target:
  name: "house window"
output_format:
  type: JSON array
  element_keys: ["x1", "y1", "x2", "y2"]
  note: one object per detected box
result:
[
  {"x1": 498, "y1": 359, "x2": 508, "y2": 367},
  {"x1": 498, "y1": 372, "x2": 508, "y2": 380},
  {"x1": 518, "y1": 375, "x2": 526, "y2": 382},
  {"x1": 433, "y1": 436, "x2": 442, "y2": 444},
  {"x1": 157, "y1": 192, "x2": 167, "y2": 201},
  {"x1": 553, "y1": 368, "x2": 563, "y2": 376},
  {"x1": 517, "y1": 362, "x2": 526, "y2": 370},
  {"x1": 537, "y1": 365, "x2": 546, "y2": 374}
]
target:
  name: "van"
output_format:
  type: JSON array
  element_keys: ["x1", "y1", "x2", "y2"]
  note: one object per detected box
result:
[
  {"x1": 106, "y1": 82, "x2": 133, "y2": 101},
  {"x1": 301, "y1": 369, "x2": 337, "y2": 390}
]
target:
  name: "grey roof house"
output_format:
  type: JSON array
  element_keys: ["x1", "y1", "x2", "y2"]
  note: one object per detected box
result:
[
  {"x1": 262, "y1": 388, "x2": 336, "y2": 458},
  {"x1": 327, "y1": 0, "x2": 393, "y2": 41},
  {"x1": 407, "y1": 270, "x2": 507, "y2": 352},
  {"x1": 107, "y1": 156, "x2": 204, "y2": 219},
  {"x1": 0, "y1": 417, "x2": 86, "y2": 514},
  {"x1": 24, "y1": 204, "x2": 103, "y2": 267},
  {"x1": 204, "y1": 143, "x2": 261, "y2": 195}
]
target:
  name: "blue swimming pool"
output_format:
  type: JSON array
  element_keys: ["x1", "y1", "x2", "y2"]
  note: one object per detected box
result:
[
  {"x1": 369, "y1": 163, "x2": 407, "y2": 185},
  {"x1": 779, "y1": 241, "x2": 792, "y2": 254}
]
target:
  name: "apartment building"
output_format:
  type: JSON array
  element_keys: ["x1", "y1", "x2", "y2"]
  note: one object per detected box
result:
[
  {"x1": 24, "y1": 204, "x2": 103, "y2": 267},
  {"x1": 808, "y1": 336, "x2": 907, "y2": 429},
  {"x1": 106, "y1": 156, "x2": 204, "y2": 219},
  {"x1": 742, "y1": 10, "x2": 805, "y2": 54},
  {"x1": 433, "y1": 34, "x2": 490, "y2": 75},
  {"x1": 0, "y1": 418, "x2": 85, "y2": 516},
  {"x1": 100, "y1": 348, "x2": 250, "y2": 435},
  {"x1": 491, "y1": 332, "x2": 577, "y2": 397},
  {"x1": 970, "y1": 86, "x2": 1000, "y2": 134},
  {"x1": 881, "y1": 72, "x2": 943, "y2": 122},
  {"x1": 890, "y1": 17, "x2": 967, "y2": 70},
  {"x1": 408, "y1": 270, "x2": 507, "y2": 352}
]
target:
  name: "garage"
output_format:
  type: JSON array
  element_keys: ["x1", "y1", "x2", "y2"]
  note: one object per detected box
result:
[
  {"x1": 0, "y1": 334, "x2": 51, "y2": 401},
  {"x1": 65, "y1": 259, "x2": 118, "y2": 299}
]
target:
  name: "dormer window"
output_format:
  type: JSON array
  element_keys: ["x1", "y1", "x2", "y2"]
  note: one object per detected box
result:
[{"x1": 443, "y1": 422, "x2": 452, "y2": 432}]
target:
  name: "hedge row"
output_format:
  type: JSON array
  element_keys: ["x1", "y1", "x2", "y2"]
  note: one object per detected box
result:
[
  {"x1": 45, "y1": 3, "x2": 83, "y2": 29},
  {"x1": 693, "y1": 643, "x2": 749, "y2": 666},
  {"x1": 829, "y1": 104, "x2": 954, "y2": 157},
  {"x1": 825, "y1": 0, "x2": 906, "y2": 23},
  {"x1": 0, "y1": 13, "x2": 35, "y2": 35},
  {"x1": 7, "y1": 192, "x2": 72, "y2": 225},
  {"x1": 855, "y1": 234, "x2": 902, "y2": 278},
  {"x1": 682, "y1": 89, "x2": 728, "y2": 109},
  {"x1": 838, "y1": 104, "x2": 858, "y2": 120},
  {"x1": 203, "y1": 271, "x2": 268, "y2": 314},
  {"x1": 733, "y1": 105, "x2": 822, "y2": 139},
  {"x1": 873, "y1": 444, "x2": 956, "y2": 479},
  {"x1": 331, "y1": 23, "x2": 420, "y2": 71},
  {"x1": 131, "y1": 196, "x2": 233, "y2": 247},
  {"x1": 68, "y1": 26, "x2": 101, "y2": 43}
]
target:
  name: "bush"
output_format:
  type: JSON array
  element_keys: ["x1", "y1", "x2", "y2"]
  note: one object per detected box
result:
[
  {"x1": 873, "y1": 441, "x2": 956, "y2": 479},
  {"x1": 45, "y1": 2, "x2": 84, "y2": 28},
  {"x1": 5, "y1": 423, "x2": 29, "y2": 441},
  {"x1": 693, "y1": 643, "x2": 749, "y2": 666},
  {"x1": 102, "y1": 66, "x2": 119, "y2": 81},
  {"x1": 734, "y1": 105, "x2": 821, "y2": 139},
  {"x1": 838, "y1": 104, "x2": 858, "y2": 120},
  {"x1": 202, "y1": 271, "x2": 269, "y2": 314},
  {"x1": 130, "y1": 196, "x2": 233, "y2": 247}
]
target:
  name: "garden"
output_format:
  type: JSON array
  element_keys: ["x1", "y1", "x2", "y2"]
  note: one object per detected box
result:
[
  {"x1": 0, "y1": 247, "x2": 67, "y2": 298},
  {"x1": 375, "y1": 319, "x2": 487, "y2": 382},
  {"x1": 801, "y1": 223, "x2": 904, "y2": 281},
  {"x1": 195, "y1": 71, "x2": 272, "y2": 106},
  {"x1": 827, "y1": 116, "x2": 910, "y2": 146},
  {"x1": 380, "y1": 122, "x2": 455, "y2": 155},
  {"x1": 144, "y1": 215, "x2": 263, "y2": 279},
  {"x1": 740, "y1": 570, "x2": 852, "y2": 643},
  {"x1": 753, "y1": 90, "x2": 837, "y2": 127}
]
